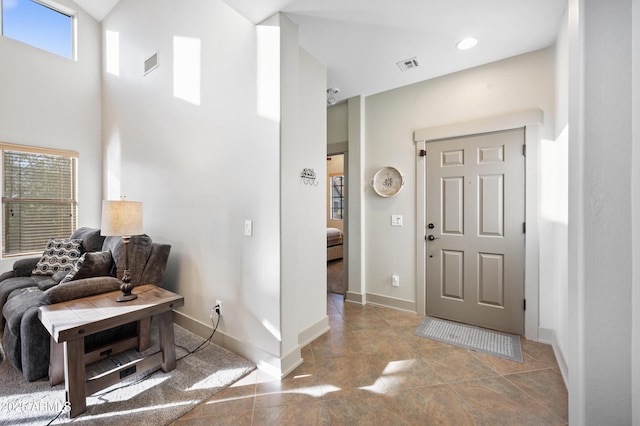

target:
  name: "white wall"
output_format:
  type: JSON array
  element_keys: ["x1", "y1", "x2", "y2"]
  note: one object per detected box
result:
[
  {"x1": 327, "y1": 103, "x2": 348, "y2": 146},
  {"x1": 362, "y1": 49, "x2": 555, "y2": 310},
  {"x1": 102, "y1": 0, "x2": 326, "y2": 376},
  {"x1": 0, "y1": 0, "x2": 102, "y2": 269},
  {"x1": 633, "y1": 0, "x2": 640, "y2": 421},
  {"x1": 568, "y1": 0, "x2": 635, "y2": 422},
  {"x1": 278, "y1": 13, "x2": 328, "y2": 370},
  {"x1": 543, "y1": 10, "x2": 570, "y2": 373}
]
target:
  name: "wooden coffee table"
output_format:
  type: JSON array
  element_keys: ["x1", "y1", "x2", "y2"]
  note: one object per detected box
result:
[{"x1": 38, "y1": 284, "x2": 184, "y2": 418}]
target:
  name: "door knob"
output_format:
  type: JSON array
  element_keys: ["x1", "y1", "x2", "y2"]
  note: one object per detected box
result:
[{"x1": 427, "y1": 235, "x2": 439, "y2": 241}]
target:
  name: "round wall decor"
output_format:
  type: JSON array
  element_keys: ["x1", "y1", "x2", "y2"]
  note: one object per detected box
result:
[{"x1": 370, "y1": 166, "x2": 404, "y2": 197}]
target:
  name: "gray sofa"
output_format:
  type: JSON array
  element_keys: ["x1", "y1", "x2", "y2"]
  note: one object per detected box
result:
[{"x1": 0, "y1": 227, "x2": 171, "y2": 382}]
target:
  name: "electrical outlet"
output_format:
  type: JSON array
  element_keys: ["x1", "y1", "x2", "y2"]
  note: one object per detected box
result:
[
  {"x1": 391, "y1": 274, "x2": 400, "y2": 287},
  {"x1": 210, "y1": 300, "x2": 222, "y2": 319}
]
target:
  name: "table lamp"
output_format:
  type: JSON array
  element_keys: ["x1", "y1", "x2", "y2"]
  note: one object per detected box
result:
[{"x1": 101, "y1": 197, "x2": 143, "y2": 302}]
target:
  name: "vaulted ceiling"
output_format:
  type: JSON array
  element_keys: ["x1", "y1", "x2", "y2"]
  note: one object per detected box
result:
[{"x1": 74, "y1": 0, "x2": 566, "y2": 104}]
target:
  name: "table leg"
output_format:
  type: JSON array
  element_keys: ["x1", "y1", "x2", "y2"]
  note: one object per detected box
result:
[
  {"x1": 49, "y1": 338, "x2": 64, "y2": 386},
  {"x1": 137, "y1": 317, "x2": 151, "y2": 351},
  {"x1": 64, "y1": 338, "x2": 86, "y2": 418},
  {"x1": 157, "y1": 311, "x2": 176, "y2": 372}
]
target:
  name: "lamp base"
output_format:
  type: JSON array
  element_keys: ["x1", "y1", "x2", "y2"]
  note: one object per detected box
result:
[
  {"x1": 117, "y1": 293, "x2": 138, "y2": 302},
  {"x1": 116, "y1": 267, "x2": 137, "y2": 302}
]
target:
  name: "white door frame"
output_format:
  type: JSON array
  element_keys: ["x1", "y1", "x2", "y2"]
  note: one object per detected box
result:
[{"x1": 414, "y1": 109, "x2": 542, "y2": 341}]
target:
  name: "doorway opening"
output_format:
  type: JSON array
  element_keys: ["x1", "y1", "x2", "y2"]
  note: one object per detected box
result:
[{"x1": 327, "y1": 153, "x2": 346, "y2": 296}]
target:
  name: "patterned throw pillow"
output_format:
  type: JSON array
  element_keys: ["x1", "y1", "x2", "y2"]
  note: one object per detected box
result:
[
  {"x1": 60, "y1": 251, "x2": 113, "y2": 284},
  {"x1": 32, "y1": 238, "x2": 83, "y2": 276}
]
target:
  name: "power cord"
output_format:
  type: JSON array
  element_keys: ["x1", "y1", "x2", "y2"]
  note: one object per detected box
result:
[
  {"x1": 45, "y1": 307, "x2": 221, "y2": 425},
  {"x1": 176, "y1": 303, "x2": 221, "y2": 358}
]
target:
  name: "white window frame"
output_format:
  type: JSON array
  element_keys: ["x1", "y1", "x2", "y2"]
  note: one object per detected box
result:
[
  {"x1": 1, "y1": 143, "x2": 78, "y2": 258},
  {"x1": 0, "y1": 0, "x2": 78, "y2": 60},
  {"x1": 330, "y1": 174, "x2": 344, "y2": 220}
]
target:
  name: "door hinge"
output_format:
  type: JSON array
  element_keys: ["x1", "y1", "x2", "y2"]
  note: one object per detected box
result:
[
  {"x1": 523, "y1": 299, "x2": 526, "y2": 311},
  {"x1": 523, "y1": 222, "x2": 526, "y2": 234},
  {"x1": 523, "y1": 144, "x2": 527, "y2": 157},
  {"x1": 419, "y1": 149, "x2": 427, "y2": 157}
]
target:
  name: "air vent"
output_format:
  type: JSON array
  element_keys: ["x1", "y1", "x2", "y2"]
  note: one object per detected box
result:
[
  {"x1": 144, "y1": 52, "x2": 159, "y2": 75},
  {"x1": 396, "y1": 56, "x2": 420, "y2": 72}
]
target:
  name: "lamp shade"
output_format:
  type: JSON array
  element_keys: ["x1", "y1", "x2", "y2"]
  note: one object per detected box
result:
[{"x1": 100, "y1": 199, "x2": 143, "y2": 237}]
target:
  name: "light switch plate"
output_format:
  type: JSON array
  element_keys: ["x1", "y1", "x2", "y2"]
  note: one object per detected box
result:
[
  {"x1": 244, "y1": 220, "x2": 253, "y2": 236},
  {"x1": 391, "y1": 215, "x2": 403, "y2": 226}
]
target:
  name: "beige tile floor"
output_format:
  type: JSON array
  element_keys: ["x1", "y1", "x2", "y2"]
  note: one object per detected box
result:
[{"x1": 173, "y1": 293, "x2": 568, "y2": 425}]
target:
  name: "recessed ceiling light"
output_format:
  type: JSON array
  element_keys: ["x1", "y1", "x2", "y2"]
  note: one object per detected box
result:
[{"x1": 456, "y1": 37, "x2": 478, "y2": 50}]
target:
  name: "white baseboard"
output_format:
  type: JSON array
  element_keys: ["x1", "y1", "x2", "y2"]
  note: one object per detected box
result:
[
  {"x1": 173, "y1": 311, "x2": 330, "y2": 380},
  {"x1": 173, "y1": 311, "x2": 282, "y2": 378},
  {"x1": 537, "y1": 327, "x2": 553, "y2": 344},
  {"x1": 277, "y1": 316, "x2": 331, "y2": 378},
  {"x1": 366, "y1": 292, "x2": 417, "y2": 313},
  {"x1": 551, "y1": 331, "x2": 569, "y2": 387},
  {"x1": 298, "y1": 316, "x2": 330, "y2": 347},
  {"x1": 279, "y1": 347, "x2": 303, "y2": 379},
  {"x1": 538, "y1": 327, "x2": 568, "y2": 388},
  {"x1": 345, "y1": 291, "x2": 363, "y2": 304}
]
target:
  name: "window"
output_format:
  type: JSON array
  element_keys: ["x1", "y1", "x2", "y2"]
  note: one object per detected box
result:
[
  {"x1": 330, "y1": 174, "x2": 344, "y2": 220},
  {"x1": 2, "y1": 144, "x2": 78, "y2": 257},
  {"x1": 1, "y1": 0, "x2": 75, "y2": 59}
]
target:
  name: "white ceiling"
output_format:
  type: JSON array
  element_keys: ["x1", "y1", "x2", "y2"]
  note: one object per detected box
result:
[
  {"x1": 73, "y1": 0, "x2": 119, "y2": 21},
  {"x1": 75, "y1": 0, "x2": 567, "y2": 104}
]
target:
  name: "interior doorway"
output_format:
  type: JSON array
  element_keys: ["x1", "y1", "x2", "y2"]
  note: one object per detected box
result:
[{"x1": 327, "y1": 153, "x2": 346, "y2": 297}]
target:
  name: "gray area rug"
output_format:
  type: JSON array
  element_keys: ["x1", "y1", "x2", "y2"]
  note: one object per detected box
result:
[
  {"x1": 414, "y1": 317, "x2": 523, "y2": 363},
  {"x1": 0, "y1": 323, "x2": 256, "y2": 425}
]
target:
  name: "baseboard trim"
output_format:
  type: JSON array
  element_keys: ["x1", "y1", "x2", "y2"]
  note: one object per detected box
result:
[
  {"x1": 298, "y1": 316, "x2": 330, "y2": 347},
  {"x1": 538, "y1": 327, "x2": 568, "y2": 388},
  {"x1": 537, "y1": 327, "x2": 553, "y2": 345},
  {"x1": 366, "y1": 292, "x2": 416, "y2": 313},
  {"x1": 345, "y1": 291, "x2": 363, "y2": 305},
  {"x1": 173, "y1": 310, "x2": 284, "y2": 379},
  {"x1": 173, "y1": 311, "x2": 332, "y2": 380},
  {"x1": 551, "y1": 331, "x2": 569, "y2": 388},
  {"x1": 279, "y1": 347, "x2": 303, "y2": 379}
]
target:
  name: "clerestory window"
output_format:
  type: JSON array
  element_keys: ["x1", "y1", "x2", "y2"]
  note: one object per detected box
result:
[{"x1": 1, "y1": 0, "x2": 75, "y2": 59}]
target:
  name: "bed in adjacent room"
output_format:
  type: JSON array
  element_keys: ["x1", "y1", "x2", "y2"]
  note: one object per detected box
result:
[{"x1": 327, "y1": 227, "x2": 343, "y2": 261}]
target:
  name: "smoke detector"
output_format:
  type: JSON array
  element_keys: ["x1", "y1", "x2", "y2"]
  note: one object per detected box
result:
[{"x1": 396, "y1": 56, "x2": 420, "y2": 72}]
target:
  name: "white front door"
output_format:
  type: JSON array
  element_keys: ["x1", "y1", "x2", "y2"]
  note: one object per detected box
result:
[{"x1": 425, "y1": 128, "x2": 525, "y2": 334}]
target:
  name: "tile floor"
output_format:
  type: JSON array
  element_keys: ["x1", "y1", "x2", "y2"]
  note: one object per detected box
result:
[{"x1": 173, "y1": 293, "x2": 568, "y2": 425}]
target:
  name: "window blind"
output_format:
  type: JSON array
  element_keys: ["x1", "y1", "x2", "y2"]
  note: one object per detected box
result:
[{"x1": 2, "y1": 149, "x2": 78, "y2": 257}]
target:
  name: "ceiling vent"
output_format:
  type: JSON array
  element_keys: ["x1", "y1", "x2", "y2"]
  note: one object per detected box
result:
[
  {"x1": 396, "y1": 56, "x2": 420, "y2": 72},
  {"x1": 144, "y1": 52, "x2": 159, "y2": 75}
]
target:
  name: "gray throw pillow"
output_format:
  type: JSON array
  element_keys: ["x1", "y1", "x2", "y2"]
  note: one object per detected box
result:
[
  {"x1": 36, "y1": 270, "x2": 68, "y2": 291},
  {"x1": 32, "y1": 238, "x2": 83, "y2": 276},
  {"x1": 60, "y1": 251, "x2": 113, "y2": 284}
]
